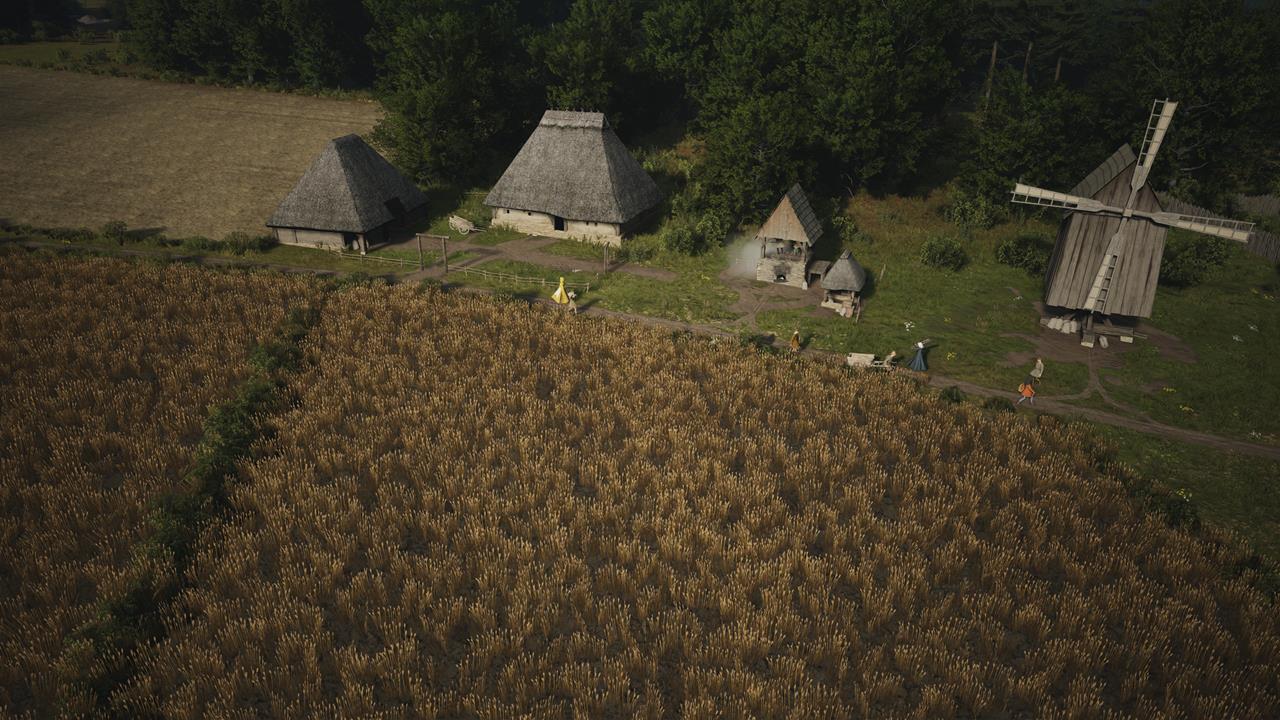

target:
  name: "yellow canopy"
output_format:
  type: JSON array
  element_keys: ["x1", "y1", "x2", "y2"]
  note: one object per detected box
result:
[{"x1": 551, "y1": 276, "x2": 569, "y2": 304}]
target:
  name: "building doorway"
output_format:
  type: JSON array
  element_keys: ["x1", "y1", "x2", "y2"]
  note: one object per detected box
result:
[{"x1": 553, "y1": 215, "x2": 566, "y2": 232}]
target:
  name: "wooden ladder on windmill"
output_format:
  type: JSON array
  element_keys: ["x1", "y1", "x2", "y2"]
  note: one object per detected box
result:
[{"x1": 1084, "y1": 99, "x2": 1178, "y2": 319}]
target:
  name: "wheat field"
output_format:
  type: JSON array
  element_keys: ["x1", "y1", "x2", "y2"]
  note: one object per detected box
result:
[
  {"x1": 0, "y1": 251, "x2": 319, "y2": 714},
  {"x1": 98, "y1": 283, "x2": 1277, "y2": 718}
]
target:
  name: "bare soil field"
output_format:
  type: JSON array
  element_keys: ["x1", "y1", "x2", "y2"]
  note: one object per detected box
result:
[{"x1": 0, "y1": 67, "x2": 381, "y2": 238}]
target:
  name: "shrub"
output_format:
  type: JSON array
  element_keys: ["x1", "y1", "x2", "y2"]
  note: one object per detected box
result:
[
  {"x1": 982, "y1": 395, "x2": 1015, "y2": 413},
  {"x1": 56, "y1": 49, "x2": 72, "y2": 63},
  {"x1": 661, "y1": 219, "x2": 701, "y2": 254},
  {"x1": 100, "y1": 220, "x2": 129, "y2": 245},
  {"x1": 945, "y1": 189, "x2": 1003, "y2": 231},
  {"x1": 182, "y1": 236, "x2": 223, "y2": 253},
  {"x1": 223, "y1": 232, "x2": 275, "y2": 255},
  {"x1": 616, "y1": 234, "x2": 659, "y2": 263},
  {"x1": 939, "y1": 386, "x2": 966, "y2": 404},
  {"x1": 921, "y1": 235, "x2": 968, "y2": 271},
  {"x1": 1159, "y1": 235, "x2": 1232, "y2": 287},
  {"x1": 996, "y1": 233, "x2": 1053, "y2": 276},
  {"x1": 47, "y1": 227, "x2": 95, "y2": 243},
  {"x1": 833, "y1": 213, "x2": 871, "y2": 245}
]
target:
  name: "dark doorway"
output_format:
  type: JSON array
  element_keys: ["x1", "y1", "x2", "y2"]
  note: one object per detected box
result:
[{"x1": 553, "y1": 215, "x2": 566, "y2": 231}]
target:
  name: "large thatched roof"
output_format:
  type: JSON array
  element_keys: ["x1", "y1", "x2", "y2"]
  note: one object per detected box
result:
[
  {"x1": 268, "y1": 135, "x2": 426, "y2": 233},
  {"x1": 484, "y1": 111, "x2": 662, "y2": 224},
  {"x1": 757, "y1": 184, "x2": 823, "y2": 245},
  {"x1": 821, "y1": 250, "x2": 866, "y2": 291}
]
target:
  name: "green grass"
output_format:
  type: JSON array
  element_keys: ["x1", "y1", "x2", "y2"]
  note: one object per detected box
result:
[
  {"x1": 0, "y1": 40, "x2": 124, "y2": 66},
  {"x1": 419, "y1": 186, "x2": 524, "y2": 246},
  {"x1": 1090, "y1": 241, "x2": 1280, "y2": 443},
  {"x1": 755, "y1": 189, "x2": 1090, "y2": 395},
  {"x1": 453, "y1": 256, "x2": 738, "y2": 323},
  {"x1": 542, "y1": 238, "x2": 609, "y2": 262},
  {"x1": 1092, "y1": 424, "x2": 1280, "y2": 563}
]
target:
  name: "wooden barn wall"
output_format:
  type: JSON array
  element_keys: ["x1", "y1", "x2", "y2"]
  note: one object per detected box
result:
[{"x1": 1045, "y1": 163, "x2": 1164, "y2": 318}]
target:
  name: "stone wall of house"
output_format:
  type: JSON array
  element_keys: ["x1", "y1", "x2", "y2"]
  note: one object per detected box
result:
[
  {"x1": 491, "y1": 207, "x2": 623, "y2": 247},
  {"x1": 273, "y1": 227, "x2": 346, "y2": 251},
  {"x1": 757, "y1": 257, "x2": 810, "y2": 289}
]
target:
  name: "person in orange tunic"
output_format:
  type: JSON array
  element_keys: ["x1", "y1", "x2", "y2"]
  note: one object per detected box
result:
[
  {"x1": 789, "y1": 330, "x2": 801, "y2": 353},
  {"x1": 1017, "y1": 375, "x2": 1037, "y2": 405}
]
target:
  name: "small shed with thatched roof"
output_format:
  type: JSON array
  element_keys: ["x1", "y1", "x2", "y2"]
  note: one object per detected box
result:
[
  {"x1": 485, "y1": 110, "x2": 662, "y2": 247},
  {"x1": 820, "y1": 250, "x2": 866, "y2": 316},
  {"x1": 267, "y1": 134, "x2": 427, "y2": 253},
  {"x1": 756, "y1": 184, "x2": 823, "y2": 288}
]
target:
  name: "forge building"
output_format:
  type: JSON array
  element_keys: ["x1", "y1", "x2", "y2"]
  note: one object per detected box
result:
[{"x1": 756, "y1": 184, "x2": 823, "y2": 288}]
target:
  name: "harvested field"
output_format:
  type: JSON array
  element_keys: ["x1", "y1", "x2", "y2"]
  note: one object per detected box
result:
[{"x1": 0, "y1": 66, "x2": 381, "y2": 238}]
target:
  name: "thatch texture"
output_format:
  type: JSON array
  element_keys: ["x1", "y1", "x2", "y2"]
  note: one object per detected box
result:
[
  {"x1": 758, "y1": 184, "x2": 823, "y2": 246},
  {"x1": 1044, "y1": 147, "x2": 1166, "y2": 318},
  {"x1": 268, "y1": 135, "x2": 426, "y2": 233},
  {"x1": 821, "y1": 250, "x2": 866, "y2": 291},
  {"x1": 484, "y1": 111, "x2": 662, "y2": 224}
]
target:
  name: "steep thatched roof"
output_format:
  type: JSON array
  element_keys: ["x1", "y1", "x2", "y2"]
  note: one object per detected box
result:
[
  {"x1": 484, "y1": 111, "x2": 662, "y2": 224},
  {"x1": 821, "y1": 250, "x2": 866, "y2": 291},
  {"x1": 268, "y1": 135, "x2": 426, "y2": 233},
  {"x1": 1070, "y1": 144, "x2": 1136, "y2": 200},
  {"x1": 757, "y1": 184, "x2": 823, "y2": 245}
]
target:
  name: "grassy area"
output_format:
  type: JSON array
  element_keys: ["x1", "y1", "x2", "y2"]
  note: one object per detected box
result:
[
  {"x1": 419, "y1": 187, "x2": 525, "y2": 245},
  {"x1": 1094, "y1": 241, "x2": 1280, "y2": 444},
  {"x1": 754, "y1": 189, "x2": 1092, "y2": 395},
  {"x1": 455, "y1": 256, "x2": 738, "y2": 323},
  {"x1": 1091, "y1": 424, "x2": 1280, "y2": 563},
  {"x1": 0, "y1": 40, "x2": 128, "y2": 67}
]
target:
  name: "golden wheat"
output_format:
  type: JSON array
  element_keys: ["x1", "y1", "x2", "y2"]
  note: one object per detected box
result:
[
  {"x1": 0, "y1": 251, "x2": 318, "y2": 716},
  {"x1": 95, "y1": 284, "x2": 1280, "y2": 718}
]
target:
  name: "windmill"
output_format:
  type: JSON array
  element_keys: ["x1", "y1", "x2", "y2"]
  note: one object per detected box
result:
[{"x1": 1009, "y1": 99, "x2": 1255, "y2": 347}]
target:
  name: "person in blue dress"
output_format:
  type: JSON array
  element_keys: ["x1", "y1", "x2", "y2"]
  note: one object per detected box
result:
[{"x1": 907, "y1": 339, "x2": 931, "y2": 371}]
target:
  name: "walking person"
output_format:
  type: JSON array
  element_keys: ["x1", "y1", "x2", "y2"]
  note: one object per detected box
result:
[
  {"x1": 789, "y1": 330, "x2": 802, "y2": 353},
  {"x1": 1017, "y1": 375, "x2": 1037, "y2": 406},
  {"x1": 1030, "y1": 356, "x2": 1044, "y2": 384}
]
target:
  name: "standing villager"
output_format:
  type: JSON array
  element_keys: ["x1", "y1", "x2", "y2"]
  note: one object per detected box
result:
[
  {"x1": 789, "y1": 331, "x2": 802, "y2": 353},
  {"x1": 567, "y1": 291, "x2": 578, "y2": 315},
  {"x1": 1030, "y1": 357, "x2": 1045, "y2": 384},
  {"x1": 907, "y1": 339, "x2": 930, "y2": 372}
]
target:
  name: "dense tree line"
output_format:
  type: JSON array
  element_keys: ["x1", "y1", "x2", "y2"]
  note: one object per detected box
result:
[{"x1": 13, "y1": 0, "x2": 1276, "y2": 243}]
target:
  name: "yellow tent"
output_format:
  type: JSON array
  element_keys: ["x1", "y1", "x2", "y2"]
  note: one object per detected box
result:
[
  {"x1": 551, "y1": 277, "x2": 570, "y2": 304},
  {"x1": 550, "y1": 274, "x2": 570, "y2": 302}
]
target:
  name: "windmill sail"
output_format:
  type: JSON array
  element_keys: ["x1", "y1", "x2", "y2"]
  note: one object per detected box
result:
[
  {"x1": 1144, "y1": 211, "x2": 1255, "y2": 242},
  {"x1": 1131, "y1": 99, "x2": 1177, "y2": 195},
  {"x1": 1010, "y1": 184, "x2": 1117, "y2": 214}
]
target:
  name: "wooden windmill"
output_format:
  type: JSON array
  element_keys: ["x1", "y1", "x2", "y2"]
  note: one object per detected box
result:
[{"x1": 1010, "y1": 99, "x2": 1255, "y2": 347}]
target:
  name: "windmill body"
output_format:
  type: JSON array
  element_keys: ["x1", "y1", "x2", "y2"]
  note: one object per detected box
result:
[
  {"x1": 1010, "y1": 99, "x2": 1255, "y2": 346},
  {"x1": 1043, "y1": 144, "x2": 1167, "y2": 318}
]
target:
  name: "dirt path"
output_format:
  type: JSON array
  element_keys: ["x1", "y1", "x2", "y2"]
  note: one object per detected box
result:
[{"x1": 11, "y1": 238, "x2": 1279, "y2": 462}]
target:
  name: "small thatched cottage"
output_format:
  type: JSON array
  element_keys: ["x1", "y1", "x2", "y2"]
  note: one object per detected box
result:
[
  {"x1": 485, "y1": 110, "x2": 662, "y2": 246},
  {"x1": 268, "y1": 134, "x2": 427, "y2": 253},
  {"x1": 820, "y1": 250, "x2": 866, "y2": 316},
  {"x1": 756, "y1": 184, "x2": 823, "y2": 289}
]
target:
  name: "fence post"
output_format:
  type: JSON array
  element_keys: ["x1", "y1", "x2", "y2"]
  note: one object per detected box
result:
[{"x1": 416, "y1": 234, "x2": 424, "y2": 271}]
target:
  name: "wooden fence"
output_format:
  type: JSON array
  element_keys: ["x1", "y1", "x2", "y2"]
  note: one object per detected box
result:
[
  {"x1": 1155, "y1": 193, "x2": 1280, "y2": 265},
  {"x1": 337, "y1": 251, "x2": 420, "y2": 268},
  {"x1": 1237, "y1": 194, "x2": 1280, "y2": 219},
  {"x1": 448, "y1": 265, "x2": 592, "y2": 293}
]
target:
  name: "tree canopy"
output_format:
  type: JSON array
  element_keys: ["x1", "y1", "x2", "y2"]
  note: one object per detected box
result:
[{"x1": 31, "y1": 0, "x2": 1269, "y2": 241}]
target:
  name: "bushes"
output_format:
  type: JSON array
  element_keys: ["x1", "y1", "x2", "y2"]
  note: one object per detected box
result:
[
  {"x1": 1159, "y1": 234, "x2": 1232, "y2": 287},
  {"x1": 996, "y1": 233, "x2": 1053, "y2": 276},
  {"x1": 945, "y1": 189, "x2": 1003, "y2": 231},
  {"x1": 100, "y1": 221, "x2": 129, "y2": 245},
  {"x1": 833, "y1": 213, "x2": 871, "y2": 245},
  {"x1": 921, "y1": 235, "x2": 968, "y2": 271},
  {"x1": 939, "y1": 386, "x2": 966, "y2": 404}
]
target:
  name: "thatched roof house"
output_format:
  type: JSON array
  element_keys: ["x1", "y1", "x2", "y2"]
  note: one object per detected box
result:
[
  {"x1": 485, "y1": 110, "x2": 662, "y2": 246},
  {"x1": 268, "y1": 134, "x2": 426, "y2": 253},
  {"x1": 1043, "y1": 144, "x2": 1167, "y2": 318},
  {"x1": 756, "y1": 184, "x2": 823, "y2": 288},
  {"x1": 821, "y1": 250, "x2": 866, "y2": 292}
]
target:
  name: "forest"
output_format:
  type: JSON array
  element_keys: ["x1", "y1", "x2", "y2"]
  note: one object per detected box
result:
[{"x1": 5, "y1": 0, "x2": 1277, "y2": 251}]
